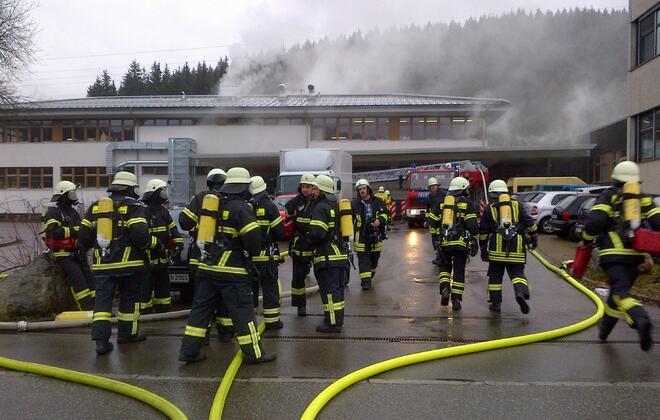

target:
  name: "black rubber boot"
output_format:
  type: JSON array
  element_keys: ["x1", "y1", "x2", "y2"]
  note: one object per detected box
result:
[
  {"x1": 452, "y1": 299, "x2": 462, "y2": 311},
  {"x1": 361, "y1": 280, "x2": 371, "y2": 291},
  {"x1": 316, "y1": 323, "x2": 342, "y2": 333},
  {"x1": 598, "y1": 316, "x2": 618, "y2": 342},
  {"x1": 265, "y1": 321, "x2": 284, "y2": 330},
  {"x1": 297, "y1": 306, "x2": 307, "y2": 317},
  {"x1": 244, "y1": 352, "x2": 277, "y2": 364},
  {"x1": 637, "y1": 319, "x2": 653, "y2": 352},
  {"x1": 179, "y1": 352, "x2": 207, "y2": 364},
  {"x1": 516, "y1": 294, "x2": 530, "y2": 314},
  {"x1": 440, "y1": 285, "x2": 450, "y2": 306},
  {"x1": 117, "y1": 334, "x2": 147, "y2": 344},
  {"x1": 489, "y1": 302, "x2": 501, "y2": 312},
  {"x1": 95, "y1": 340, "x2": 113, "y2": 355}
]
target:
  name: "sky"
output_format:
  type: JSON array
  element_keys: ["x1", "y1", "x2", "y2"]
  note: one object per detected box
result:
[{"x1": 18, "y1": 0, "x2": 628, "y2": 100}]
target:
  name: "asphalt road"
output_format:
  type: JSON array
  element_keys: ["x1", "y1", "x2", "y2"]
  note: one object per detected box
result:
[{"x1": 1, "y1": 224, "x2": 658, "y2": 419}]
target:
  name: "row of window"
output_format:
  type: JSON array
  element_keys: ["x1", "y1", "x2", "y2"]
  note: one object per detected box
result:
[
  {"x1": 0, "y1": 120, "x2": 136, "y2": 143},
  {"x1": 637, "y1": 6, "x2": 660, "y2": 65},
  {"x1": 637, "y1": 107, "x2": 660, "y2": 161},
  {"x1": 0, "y1": 166, "x2": 167, "y2": 189},
  {"x1": 311, "y1": 117, "x2": 483, "y2": 141}
]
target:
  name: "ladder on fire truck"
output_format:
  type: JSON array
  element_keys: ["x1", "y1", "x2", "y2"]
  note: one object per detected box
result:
[{"x1": 352, "y1": 160, "x2": 487, "y2": 183}]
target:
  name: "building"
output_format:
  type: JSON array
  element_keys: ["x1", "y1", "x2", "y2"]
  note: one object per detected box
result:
[
  {"x1": 629, "y1": 0, "x2": 660, "y2": 193},
  {"x1": 590, "y1": 119, "x2": 628, "y2": 182},
  {"x1": 0, "y1": 92, "x2": 593, "y2": 215}
]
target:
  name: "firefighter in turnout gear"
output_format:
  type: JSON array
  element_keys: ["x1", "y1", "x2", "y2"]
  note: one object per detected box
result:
[
  {"x1": 426, "y1": 177, "x2": 447, "y2": 263},
  {"x1": 42, "y1": 181, "x2": 95, "y2": 310},
  {"x1": 428, "y1": 177, "x2": 478, "y2": 310},
  {"x1": 284, "y1": 173, "x2": 317, "y2": 317},
  {"x1": 478, "y1": 179, "x2": 538, "y2": 314},
  {"x1": 249, "y1": 176, "x2": 287, "y2": 330},
  {"x1": 79, "y1": 171, "x2": 154, "y2": 355},
  {"x1": 179, "y1": 168, "x2": 276, "y2": 364},
  {"x1": 582, "y1": 161, "x2": 659, "y2": 351},
  {"x1": 139, "y1": 179, "x2": 183, "y2": 314},
  {"x1": 352, "y1": 179, "x2": 389, "y2": 290},
  {"x1": 178, "y1": 168, "x2": 234, "y2": 337},
  {"x1": 307, "y1": 175, "x2": 349, "y2": 332}
]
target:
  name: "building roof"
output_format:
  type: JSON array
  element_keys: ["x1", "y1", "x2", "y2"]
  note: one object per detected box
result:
[{"x1": 1, "y1": 93, "x2": 510, "y2": 112}]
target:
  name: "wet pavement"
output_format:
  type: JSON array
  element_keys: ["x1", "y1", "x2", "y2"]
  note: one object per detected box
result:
[{"x1": 1, "y1": 225, "x2": 659, "y2": 419}]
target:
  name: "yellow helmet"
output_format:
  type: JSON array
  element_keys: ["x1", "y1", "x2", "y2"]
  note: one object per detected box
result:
[
  {"x1": 111, "y1": 171, "x2": 138, "y2": 187},
  {"x1": 249, "y1": 176, "x2": 267, "y2": 195},
  {"x1": 378, "y1": 186, "x2": 385, "y2": 192},
  {"x1": 51, "y1": 181, "x2": 77, "y2": 202},
  {"x1": 488, "y1": 179, "x2": 508, "y2": 193},
  {"x1": 207, "y1": 168, "x2": 226, "y2": 186},
  {"x1": 224, "y1": 167, "x2": 251, "y2": 184},
  {"x1": 145, "y1": 178, "x2": 168, "y2": 192},
  {"x1": 427, "y1": 177, "x2": 439, "y2": 187},
  {"x1": 316, "y1": 175, "x2": 334, "y2": 194},
  {"x1": 300, "y1": 173, "x2": 316, "y2": 186},
  {"x1": 355, "y1": 178, "x2": 370, "y2": 189},
  {"x1": 449, "y1": 176, "x2": 470, "y2": 191},
  {"x1": 385, "y1": 190, "x2": 390, "y2": 195},
  {"x1": 611, "y1": 161, "x2": 640, "y2": 183}
]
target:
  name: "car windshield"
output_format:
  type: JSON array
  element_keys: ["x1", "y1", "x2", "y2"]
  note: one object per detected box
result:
[
  {"x1": 278, "y1": 175, "x2": 302, "y2": 195},
  {"x1": 274, "y1": 196, "x2": 294, "y2": 211},
  {"x1": 515, "y1": 192, "x2": 540, "y2": 202},
  {"x1": 580, "y1": 197, "x2": 597, "y2": 210},
  {"x1": 530, "y1": 193, "x2": 547, "y2": 203},
  {"x1": 408, "y1": 171, "x2": 453, "y2": 191},
  {"x1": 555, "y1": 195, "x2": 577, "y2": 209}
]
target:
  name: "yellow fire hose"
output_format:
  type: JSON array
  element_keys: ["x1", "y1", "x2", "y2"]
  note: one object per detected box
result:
[
  {"x1": 208, "y1": 323, "x2": 267, "y2": 420},
  {"x1": 300, "y1": 249, "x2": 605, "y2": 419},
  {"x1": 0, "y1": 355, "x2": 187, "y2": 419}
]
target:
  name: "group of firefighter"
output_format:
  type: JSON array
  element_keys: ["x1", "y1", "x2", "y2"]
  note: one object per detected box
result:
[{"x1": 41, "y1": 160, "x2": 657, "y2": 362}]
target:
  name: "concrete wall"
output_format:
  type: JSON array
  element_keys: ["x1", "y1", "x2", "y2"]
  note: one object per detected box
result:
[
  {"x1": 630, "y1": 0, "x2": 658, "y2": 20},
  {"x1": 639, "y1": 159, "x2": 660, "y2": 194},
  {"x1": 629, "y1": 58, "x2": 660, "y2": 116}
]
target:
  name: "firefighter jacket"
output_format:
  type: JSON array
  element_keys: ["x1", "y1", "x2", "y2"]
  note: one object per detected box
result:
[
  {"x1": 285, "y1": 193, "x2": 316, "y2": 259},
  {"x1": 582, "y1": 187, "x2": 660, "y2": 265},
  {"x1": 250, "y1": 191, "x2": 287, "y2": 264},
  {"x1": 478, "y1": 199, "x2": 537, "y2": 264},
  {"x1": 42, "y1": 203, "x2": 83, "y2": 259},
  {"x1": 426, "y1": 190, "x2": 447, "y2": 235},
  {"x1": 197, "y1": 194, "x2": 262, "y2": 278},
  {"x1": 351, "y1": 195, "x2": 388, "y2": 252},
  {"x1": 306, "y1": 194, "x2": 348, "y2": 268},
  {"x1": 179, "y1": 189, "x2": 220, "y2": 266},
  {"x1": 144, "y1": 201, "x2": 183, "y2": 266},
  {"x1": 428, "y1": 195, "x2": 478, "y2": 252},
  {"x1": 79, "y1": 193, "x2": 154, "y2": 275}
]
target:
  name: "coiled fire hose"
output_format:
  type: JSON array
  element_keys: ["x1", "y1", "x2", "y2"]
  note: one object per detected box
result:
[{"x1": 299, "y1": 249, "x2": 604, "y2": 419}]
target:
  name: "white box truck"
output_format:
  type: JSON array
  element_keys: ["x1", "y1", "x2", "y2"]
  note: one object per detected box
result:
[{"x1": 278, "y1": 149, "x2": 353, "y2": 199}]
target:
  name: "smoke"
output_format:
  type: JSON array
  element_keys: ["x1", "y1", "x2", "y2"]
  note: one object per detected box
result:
[{"x1": 223, "y1": 8, "x2": 628, "y2": 144}]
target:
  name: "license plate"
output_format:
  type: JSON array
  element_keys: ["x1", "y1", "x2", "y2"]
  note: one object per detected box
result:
[
  {"x1": 551, "y1": 215, "x2": 557, "y2": 219},
  {"x1": 169, "y1": 273, "x2": 189, "y2": 284}
]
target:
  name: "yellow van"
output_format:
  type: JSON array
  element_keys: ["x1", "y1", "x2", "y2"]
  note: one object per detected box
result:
[{"x1": 506, "y1": 177, "x2": 586, "y2": 193}]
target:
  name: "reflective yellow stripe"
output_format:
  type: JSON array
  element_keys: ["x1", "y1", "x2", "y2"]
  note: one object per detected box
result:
[
  {"x1": 582, "y1": 231, "x2": 596, "y2": 241},
  {"x1": 247, "y1": 321, "x2": 261, "y2": 359},
  {"x1": 92, "y1": 260, "x2": 144, "y2": 270},
  {"x1": 93, "y1": 311, "x2": 112, "y2": 321},
  {"x1": 310, "y1": 220, "x2": 329, "y2": 231},
  {"x1": 236, "y1": 334, "x2": 252, "y2": 345},
  {"x1": 597, "y1": 248, "x2": 645, "y2": 257},
  {"x1": 217, "y1": 317, "x2": 233, "y2": 327},
  {"x1": 263, "y1": 308, "x2": 280, "y2": 315},
  {"x1": 150, "y1": 226, "x2": 167, "y2": 233},
  {"x1": 478, "y1": 234, "x2": 489, "y2": 241},
  {"x1": 291, "y1": 287, "x2": 306, "y2": 296},
  {"x1": 488, "y1": 284, "x2": 503, "y2": 290},
  {"x1": 604, "y1": 304, "x2": 621, "y2": 318},
  {"x1": 270, "y1": 217, "x2": 283, "y2": 228},
  {"x1": 199, "y1": 265, "x2": 249, "y2": 275},
  {"x1": 511, "y1": 277, "x2": 528, "y2": 286},
  {"x1": 172, "y1": 237, "x2": 184, "y2": 243},
  {"x1": 644, "y1": 207, "x2": 660, "y2": 218},
  {"x1": 140, "y1": 299, "x2": 154, "y2": 309},
  {"x1": 182, "y1": 208, "x2": 198, "y2": 223},
  {"x1": 125, "y1": 217, "x2": 147, "y2": 227},
  {"x1": 62, "y1": 227, "x2": 71, "y2": 238},
  {"x1": 608, "y1": 232, "x2": 624, "y2": 249},
  {"x1": 81, "y1": 219, "x2": 93, "y2": 228},
  {"x1": 185, "y1": 325, "x2": 207, "y2": 338},
  {"x1": 239, "y1": 222, "x2": 260, "y2": 236},
  {"x1": 168, "y1": 221, "x2": 177, "y2": 229},
  {"x1": 74, "y1": 288, "x2": 93, "y2": 301},
  {"x1": 326, "y1": 294, "x2": 336, "y2": 325},
  {"x1": 591, "y1": 204, "x2": 612, "y2": 216},
  {"x1": 313, "y1": 255, "x2": 348, "y2": 264},
  {"x1": 43, "y1": 219, "x2": 61, "y2": 229},
  {"x1": 117, "y1": 312, "x2": 137, "y2": 321}
]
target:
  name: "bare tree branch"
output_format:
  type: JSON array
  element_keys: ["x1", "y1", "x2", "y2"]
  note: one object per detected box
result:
[{"x1": 0, "y1": 0, "x2": 37, "y2": 104}]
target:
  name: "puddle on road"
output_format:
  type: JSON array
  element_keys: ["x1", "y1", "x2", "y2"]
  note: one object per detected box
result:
[{"x1": 410, "y1": 276, "x2": 436, "y2": 283}]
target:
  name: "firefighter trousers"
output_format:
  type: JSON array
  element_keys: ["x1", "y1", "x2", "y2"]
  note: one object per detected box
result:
[
  {"x1": 291, "y1": 256, "x2": 311, "y2": 308},
  {"x1": 140, "y1": 265, "x2": 172, "y2": 314},
  {"x1": 437, "y1": 249, "x2": 467, "y2": 301},
  {"x1": 57, "y1": 255, "x2": 95, "y2": 311},
  {"x1": 600, "y1": 263, "x2": 651, "y2": 335},
  {"x1": 92, "y1": 271, "x2": 141, "y2": 341},
  {"x1": 487, "y1": 262, "x2": 530, "y2": 304},
  {"x1": 357, "y1": 250, "x2": 381, "y2": 288},
  {"x1": 314, "y1": 265, "x2": 345, "y2": 327},
  {"x1": 180, "y1": 272, "x2": 266, "y2": 360},
  {"x1": 252, "y1": 262, "x2": 282, "y2": 325}
]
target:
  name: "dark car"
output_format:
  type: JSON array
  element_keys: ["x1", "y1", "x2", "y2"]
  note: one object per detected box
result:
[
  {"x1": 549, "y1": 194, "x2": 596, "y2": 242},
  {"x1": 574, "y1": 196, "x2": 597, "y2": 240},
  {"x1": 167, "y1": 206, "x2": 195, "y2": 302}
]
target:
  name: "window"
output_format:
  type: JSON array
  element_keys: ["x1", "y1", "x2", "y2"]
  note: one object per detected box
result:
[
  {"x1": 0, "y1": 167, "x2": 52, "y2": 189},
  {"x1": 637, "y1": 7, "x2": 659, "y2": 65},
  {"x1": 61, "y1": 167, "x2": 113, "y2": 188},
  {"x1": 337, "y1": 118, "x2": 349, "y2": 140},
  {"x1": 638, "y1": 110, "x2": 655, "y2": 161},
  {"x1": 411, "y1": 118, "x2": 425, "y2": 140},
  {"x1": 325, "y1": 118, "x2": 338, "y2": 140},
  {"x1": 351, "y1": 118, "x2": 363, "y2": 140},
  {"x1": 364, "y1": 118, "x2": 377, "y2": 140},
  {"x1": 377, "y1": 118, "x2": 389, "y2": 140},
  {"x1": 400, "y1": 118, "x2": 411, "y2": 140},
  {"x1": 142, "y1": 166, "x2": 168, "y2": 175}
]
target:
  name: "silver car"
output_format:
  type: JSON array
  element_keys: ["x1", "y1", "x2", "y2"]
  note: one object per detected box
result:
[{"x1": 524, "y1": 191, "x2": 578, "y2": 234}]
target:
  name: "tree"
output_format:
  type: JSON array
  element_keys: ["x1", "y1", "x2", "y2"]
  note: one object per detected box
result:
[
  {"x1": 86, "y1": 69, "x2": 117, "y2": 96},
  {"x1": 0, "y1": 0, "x2": 36, "y2": 104},
  {"x1": 146, "y1": 61, "x2": 163, "y2": 94},
  {"x1": 118, "y1": 60, "x2": 147, "y2": 96}
]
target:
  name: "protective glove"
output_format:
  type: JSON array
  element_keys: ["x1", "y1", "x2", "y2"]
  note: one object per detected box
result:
[
  {"x1": 171, "y1": 244, "x2": 183, "y2": 263},
  {"x1": 527, "y1": 233, "x2": 538, "y2": 251}
]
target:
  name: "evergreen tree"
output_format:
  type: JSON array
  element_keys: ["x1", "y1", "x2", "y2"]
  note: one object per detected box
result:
[
  {"x1": 86, "y1": 69, "x2": 117, "y2": 97},
  {"x1": 146, "y1": 61, "x2": 163, "y2": 94},
  {"x1": 118, "y1": 60, "x2": 147, "y2": 95}
]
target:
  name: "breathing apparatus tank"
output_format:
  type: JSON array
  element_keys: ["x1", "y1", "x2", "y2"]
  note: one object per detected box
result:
[
  {"x1": 196, "y1": 194, "x2": 220, "y2": 262},
  {"x1": 441, "y1": 195, "x2": 456, "y2": 237},
  {"x1": 622, "y1": 181, "x2": 641, "y2": 241},
  {"x1": 497, "y1": 194, "x2": 516, "y2": 240},
  {"x1": 339, "y1": 199, "x2": 354, "y2": 238},
  {"x1": 96, "y1": 197, "x2": 114, "y2": 259}
]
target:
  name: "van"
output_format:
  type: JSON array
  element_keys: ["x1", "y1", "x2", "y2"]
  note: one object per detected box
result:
[{"x1": 507, "y1": 177, "x2": 586, "y2": 193}]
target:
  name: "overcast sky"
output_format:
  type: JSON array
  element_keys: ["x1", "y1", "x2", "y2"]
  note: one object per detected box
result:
[{"x1": 18, "y1": 0, "x2": 627, "y2": 100}]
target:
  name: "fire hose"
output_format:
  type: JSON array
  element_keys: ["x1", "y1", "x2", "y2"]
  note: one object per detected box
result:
[{"x1": 300, "y1": 249, "x2": 604, "y2": 419}]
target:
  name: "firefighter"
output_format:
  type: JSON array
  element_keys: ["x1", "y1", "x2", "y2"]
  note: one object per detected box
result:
[
  {"x1": 284, "y1": 173, "x2": 317, "y2": 317},
  {"x1": 352, "y1": 179, "x2": 389, "y2": 290},
  {"x1": 79, "y1": 171, "x2": 155, "y2": 355},
  {"x1": 249, "y1": 175, "x2": 287, "y2": 330},
  {"x1": 428, "y1": 177, "x2": 478, "y2": 310},
  {"x1": 179, "y1": 168, "x2": 234, "y2": 339},
  {"x1": 42, "y1": 181, "x2": 95, "y2": 311},
  {"x1": 478, "y1": 179, "x2": 538, "y2": 314},
  {"x1": 581, "y1": 161, "x2": 658, "y2": 351},
  {"x1": 374, "y1": 186, "x2": 388, "y2": 202},
  {"x1": 139, "y1": 179, "x2": 183, "y2": 314},
  {"x1": 426, "y1": 177, "x2": 447, "y2": 263},
  {"x1": 179, "y1": 167, "x2": 276, "y2": 364},
  {"x1": 307, "y1": 175, "x2": 348, "y2": 332}
]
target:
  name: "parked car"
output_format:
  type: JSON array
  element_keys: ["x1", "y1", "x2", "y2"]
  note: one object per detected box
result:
[
  {"x1": 549, "y1": 194, "x2": 597, "y2": 241},
  {"x1": 574, "y1": 196, "x2": 598, "y2": 240},
  {"x1": 167, "y1": 206, "x2": 195, "y2": 302},
  {"x1": 512, "y1": 191, "x2": 542, "y2": 203},
  {"x1": 274, "y1": 194, "x2": 296, "y2": 239},
  {"x1": 524, "y1": 191, "x2": 578, "y2": 234}
]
